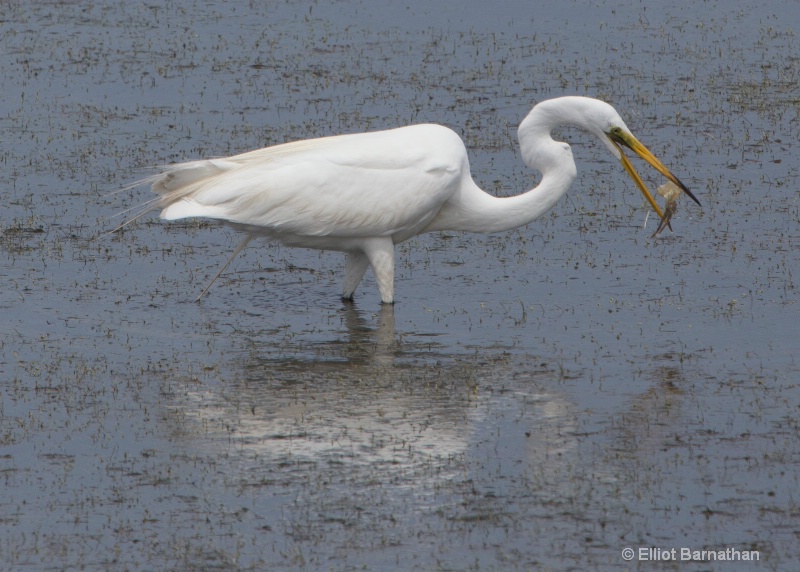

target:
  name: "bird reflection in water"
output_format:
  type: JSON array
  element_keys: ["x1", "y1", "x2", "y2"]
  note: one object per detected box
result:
[{"x1": 165, "y1": 303, "x2": 583, "y2": 492}]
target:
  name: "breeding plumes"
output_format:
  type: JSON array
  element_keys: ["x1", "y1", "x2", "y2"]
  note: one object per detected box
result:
[{"x1": 118, "y1": 96, "x2": 700, "y2": 304}]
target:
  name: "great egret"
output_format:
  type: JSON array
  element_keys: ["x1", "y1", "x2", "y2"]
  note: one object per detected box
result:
[{"x1": 123, "y1": 96, "x2": 700, "y2": 304}]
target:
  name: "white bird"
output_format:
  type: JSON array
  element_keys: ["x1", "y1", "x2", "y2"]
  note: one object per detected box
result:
[{"x1": 122, "y1": 96, "x2": 700, "y2": 304}]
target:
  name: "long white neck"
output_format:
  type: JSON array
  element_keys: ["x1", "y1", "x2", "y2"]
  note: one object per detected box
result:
[{"x1": 428, "y1": 97, "x2": 612, "y2": 234}]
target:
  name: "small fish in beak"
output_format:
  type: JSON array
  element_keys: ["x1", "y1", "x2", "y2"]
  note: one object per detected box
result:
[{"x1": 651, "y1": 181, "x2": 683, "y2": 237}]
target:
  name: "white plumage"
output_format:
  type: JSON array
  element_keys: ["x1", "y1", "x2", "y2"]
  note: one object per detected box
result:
[{"x1": 126, "y1": 96, "x2": 699, "y2": 304}]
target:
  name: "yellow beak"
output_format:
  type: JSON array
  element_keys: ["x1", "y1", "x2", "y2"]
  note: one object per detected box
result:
[{"x1": 608, "y1": 129, "x2": 701, "y2": 221}]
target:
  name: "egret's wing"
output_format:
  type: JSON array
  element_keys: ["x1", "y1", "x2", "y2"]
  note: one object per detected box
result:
[{"x1": 156, "y1": 125, "x2": 466, "y2": 238}]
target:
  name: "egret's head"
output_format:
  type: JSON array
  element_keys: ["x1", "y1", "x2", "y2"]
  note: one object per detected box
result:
[{"x1": 520, "y1": 96, "x2": 700, "y2": 221}]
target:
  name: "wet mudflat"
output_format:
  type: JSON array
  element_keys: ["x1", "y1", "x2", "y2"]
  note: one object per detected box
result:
[{"x1": 1, "y1": 0, "x2": 798, "y2": 570}]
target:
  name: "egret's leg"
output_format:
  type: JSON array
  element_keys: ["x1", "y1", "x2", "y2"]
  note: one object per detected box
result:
[
  {"x1": 362, "y1": 237, "x2": 395, "y2": 304},
  {"x1": 342, "y1": 251, "x2": 369, "y2": 300},
  {"x1": 195, "y1": 235, "x2": 253, "y2": 302}
]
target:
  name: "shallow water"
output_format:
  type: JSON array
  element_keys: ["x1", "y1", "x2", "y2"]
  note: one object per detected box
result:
[{"x1": 1, "y1": 0, "x2": 798, "y2": 570}]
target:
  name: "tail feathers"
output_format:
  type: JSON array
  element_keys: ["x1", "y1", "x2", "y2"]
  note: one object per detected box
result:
[
  {"x1": 103, "y1": 158, "x2": 239, "y2": 236},
  {"x1": 97, "y1": 191, "x2": 161, "y2": 238},
  {"x1": 160, "y1": 198, "x2": 225, "y2": 221},
  {"x1": 151, "y1": 158, "x2": 237, "y2": 196}
]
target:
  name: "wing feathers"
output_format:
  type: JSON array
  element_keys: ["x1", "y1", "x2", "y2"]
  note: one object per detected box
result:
[{"x1": 138, "y1": 125, "x2": 466, "y2": 239}]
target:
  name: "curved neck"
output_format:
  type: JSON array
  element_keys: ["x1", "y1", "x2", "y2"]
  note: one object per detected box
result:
[
  {"x1": 427, "y1": 102, "x2": 582, "y2": 234},
  {"x1": 441, "y1": 165, "x2": 576, "y2": 234}
]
